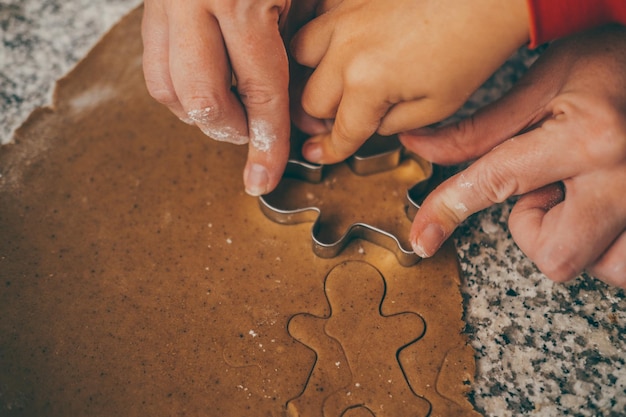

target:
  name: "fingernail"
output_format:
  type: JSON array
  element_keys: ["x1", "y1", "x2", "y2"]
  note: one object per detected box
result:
[
  {"x1": 303, "y1": 141, "x2": 323, "y2": 163},
  {"x1": 245, "y1": 164, "x2": 269, "y2": 196},
  {"x1": 412, "y1": 223, "x2": 445, "y2": 258}
]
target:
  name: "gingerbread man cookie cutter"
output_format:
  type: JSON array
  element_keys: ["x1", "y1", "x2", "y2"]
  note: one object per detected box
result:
[{"x1": 258, "y1": 135, "x2": 439, "y2": 266}]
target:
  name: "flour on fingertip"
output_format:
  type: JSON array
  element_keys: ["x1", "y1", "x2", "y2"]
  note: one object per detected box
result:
[
  {"x1": 187, "y1": 107, "x2": 215, "y2": 125},
  {"x1": 199, "y1": 125, "x2": 248, "y2": 145},
  {"x1": 186, "y1": 107, "x2": 248, "y2": 144},
  {"x1": 250, "y1": 120, "x2": 277, "y2": 152},
  {"x1": 457, "y1": 174, "x2": 474, "y2": 189},
  {"x1": 454, "y1": 202, "x2": 469, "y2": 213}
]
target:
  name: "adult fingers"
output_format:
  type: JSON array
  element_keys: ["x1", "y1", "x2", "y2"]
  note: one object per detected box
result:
[
  {"x1": 509, "y1": 170, "x2": 626, "y2": 284},
  {"x1": 409, "y1": 123, "x2": 587, "y2": 259},
  {"x1": 298, "y1": 53, "x2": 344, "y2": 122},
  {"x1": 168, "y1": 6, "x2": 248, "y2": 144},
  {"x1": 141, "y1": 2, "x2": 186, "y2": 120},
  {"x1": 220, "y1": 7, "x2": 291, "y2": 195},
  {"x1": 588, "y1": 231, "x2": 626, "y2": 288}
]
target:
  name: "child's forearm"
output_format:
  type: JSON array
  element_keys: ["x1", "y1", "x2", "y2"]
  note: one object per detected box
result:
[{"x1": 527, "y1": 0, "x2": 626, "y2": 47}]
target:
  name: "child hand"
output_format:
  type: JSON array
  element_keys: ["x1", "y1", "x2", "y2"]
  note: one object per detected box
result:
[
  {"x1": 401, "y1": 25, "x2": 626, "y2": 287},
  {"x1": 290, "y1": 0, "x2": 529, "y2": 165},
  {"x1": 142, "y1": 0, "x2": 306, "y2": 196}
]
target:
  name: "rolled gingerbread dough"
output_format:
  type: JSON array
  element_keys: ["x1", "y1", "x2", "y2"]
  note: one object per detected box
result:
[{"x1": 0, "y1": 7, "x2": 479, "y2": 417}]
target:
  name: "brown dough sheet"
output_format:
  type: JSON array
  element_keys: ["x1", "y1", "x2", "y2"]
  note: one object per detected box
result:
[{"x1": 0, "y1": 7, "x2": 479, "y2": 417}]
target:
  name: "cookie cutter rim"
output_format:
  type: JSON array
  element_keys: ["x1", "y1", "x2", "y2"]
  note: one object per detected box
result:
[{"x1": 258, "y1": 139, "x2": 438, "y2": 267}]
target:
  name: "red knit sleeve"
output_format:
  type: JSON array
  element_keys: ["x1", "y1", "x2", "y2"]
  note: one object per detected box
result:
[{"x1": 527, "y1": 0, "x2": 626, "y2": 48}]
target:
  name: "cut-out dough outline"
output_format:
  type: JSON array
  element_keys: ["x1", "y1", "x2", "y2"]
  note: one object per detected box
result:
[
  {"x1": 286, "y1": 261, "x2": 430, "y2": 417},
  {"x1": 258, "y1": 136, "x2": 439, "y2": 266}
]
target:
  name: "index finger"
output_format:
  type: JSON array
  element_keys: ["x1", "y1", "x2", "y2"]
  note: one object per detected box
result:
[
  {"x1": 410, "y1": 124, "x2": 586, "y2": 258},
  {"x1": 301, "y1": 83, "x2": 392, "y2": 164},
  {"x1": 219, "y1": 8, "x2": 291, "y2": 195}
]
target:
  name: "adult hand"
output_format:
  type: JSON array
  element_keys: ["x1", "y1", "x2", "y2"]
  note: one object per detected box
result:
[
  {"x1": 142, "y1": 0, "x2": 312, "y2": 196},
  {"x1": 401, "y1": 25, "x2": 626, "y2": 288},
  {"x1": 290, "y1": 0, "x2": 529, "y2": 165}
]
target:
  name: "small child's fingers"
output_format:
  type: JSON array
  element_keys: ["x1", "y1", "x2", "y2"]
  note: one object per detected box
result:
[
  {"x1": 290, "y1": 11, "x2": 334, "y2": 69},
  {"x1": 377, "y1": 98, "x2": 458, "y2": 137},
  {"x1": 291, "y1": 105, "x2": 329, "y2": 136},
  {"x1": 290, "y1": 66, "x2": 329, "y2": 135},
  {"x1": 302, "y1": 88, "x2": 390, "y2": 164},
  {"x1": 300, "y1": 56, "x2": 343, "y2": 120}
]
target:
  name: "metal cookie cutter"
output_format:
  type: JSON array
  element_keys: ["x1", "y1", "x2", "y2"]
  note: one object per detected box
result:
[{"x1": 258, "y1": 134, "x2": 439, "y2": 266}]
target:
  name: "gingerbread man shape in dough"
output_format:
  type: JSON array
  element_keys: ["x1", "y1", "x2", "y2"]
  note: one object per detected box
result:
[{"x1": 287, "y1": 261, "x2": 431, "y2": 417}]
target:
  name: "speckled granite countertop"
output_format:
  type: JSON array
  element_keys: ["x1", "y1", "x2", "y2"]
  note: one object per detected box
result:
[{"x1": 1, "y1": 1, "x2": 624, "y2": 416}]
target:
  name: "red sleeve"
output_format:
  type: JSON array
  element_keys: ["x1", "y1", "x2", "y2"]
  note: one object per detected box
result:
[{"x1": 527, "y1": 0, "x2": 626, "y2": 48}]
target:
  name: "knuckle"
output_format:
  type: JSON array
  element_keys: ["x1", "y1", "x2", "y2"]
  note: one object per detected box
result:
[
  {"x1": 376, "y1": 124, "x2": 395, "y2": 137},
  {"x1": 589, "y1": 239, "x2": 626, "y2": 288},
  {"x1": 180, "y1": 93, "x2": 227, "y2": 124},
  {"x1": 300, "y1": 85, "x2": 336, "y2": 119},
  {"x1": 451, "y1": 117, "x2": 477, "y2": 143},
  {"x1": 291, "y1": 43, "x2": 307, "y2": 66},
  {"x1": 554, "y1": 94, "x2": 626, "y2": 165},
  {"x1": 475, "y1": 164, "x2": 518, "y2": 204},
  {"x1": 344, "y1": 56, "x2": 382, "y2": 91},
  {"x1": 239, "y1": 88, "x2": 278, "y2": 107},
  {"x1": 237, "y1": 80, "x2": 282, "y2": 107},
  {"x1": 533, "y1": 245, "x2": 580, "y2": 283},
  {"x1": 438, "y1": 203, "x2": 466, "y2": 228},
  {"x1": 301, "y1": 89, "x2": 331, "y2": 119},
  {"x1": 591, "y1": 261, "x2": 626, "y2": 288},
  {"x1": 448, "y1": 118, "x2": 484, "y2": 159},
  {"x1": 240, "y1": 90, "x2": 276, "y2": 107},
  {"x1": 429, "y1": 187, "x2": 468, "y2": 226},
  {"x1": 330, "y1": 120, "x2": 357, "y2": 155},
  {"x1": 144, "y1": 78, "x2": 178, "y2": 106},
  {"x1": 588, "y1": 104, "x2": 626, "y2": 163},
  {"x1": 301, "y1": 96, "x2": 320, "y2": 118},
  {"x1": 333, "y1": 119, "x2": 354, "y2": 148}
]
